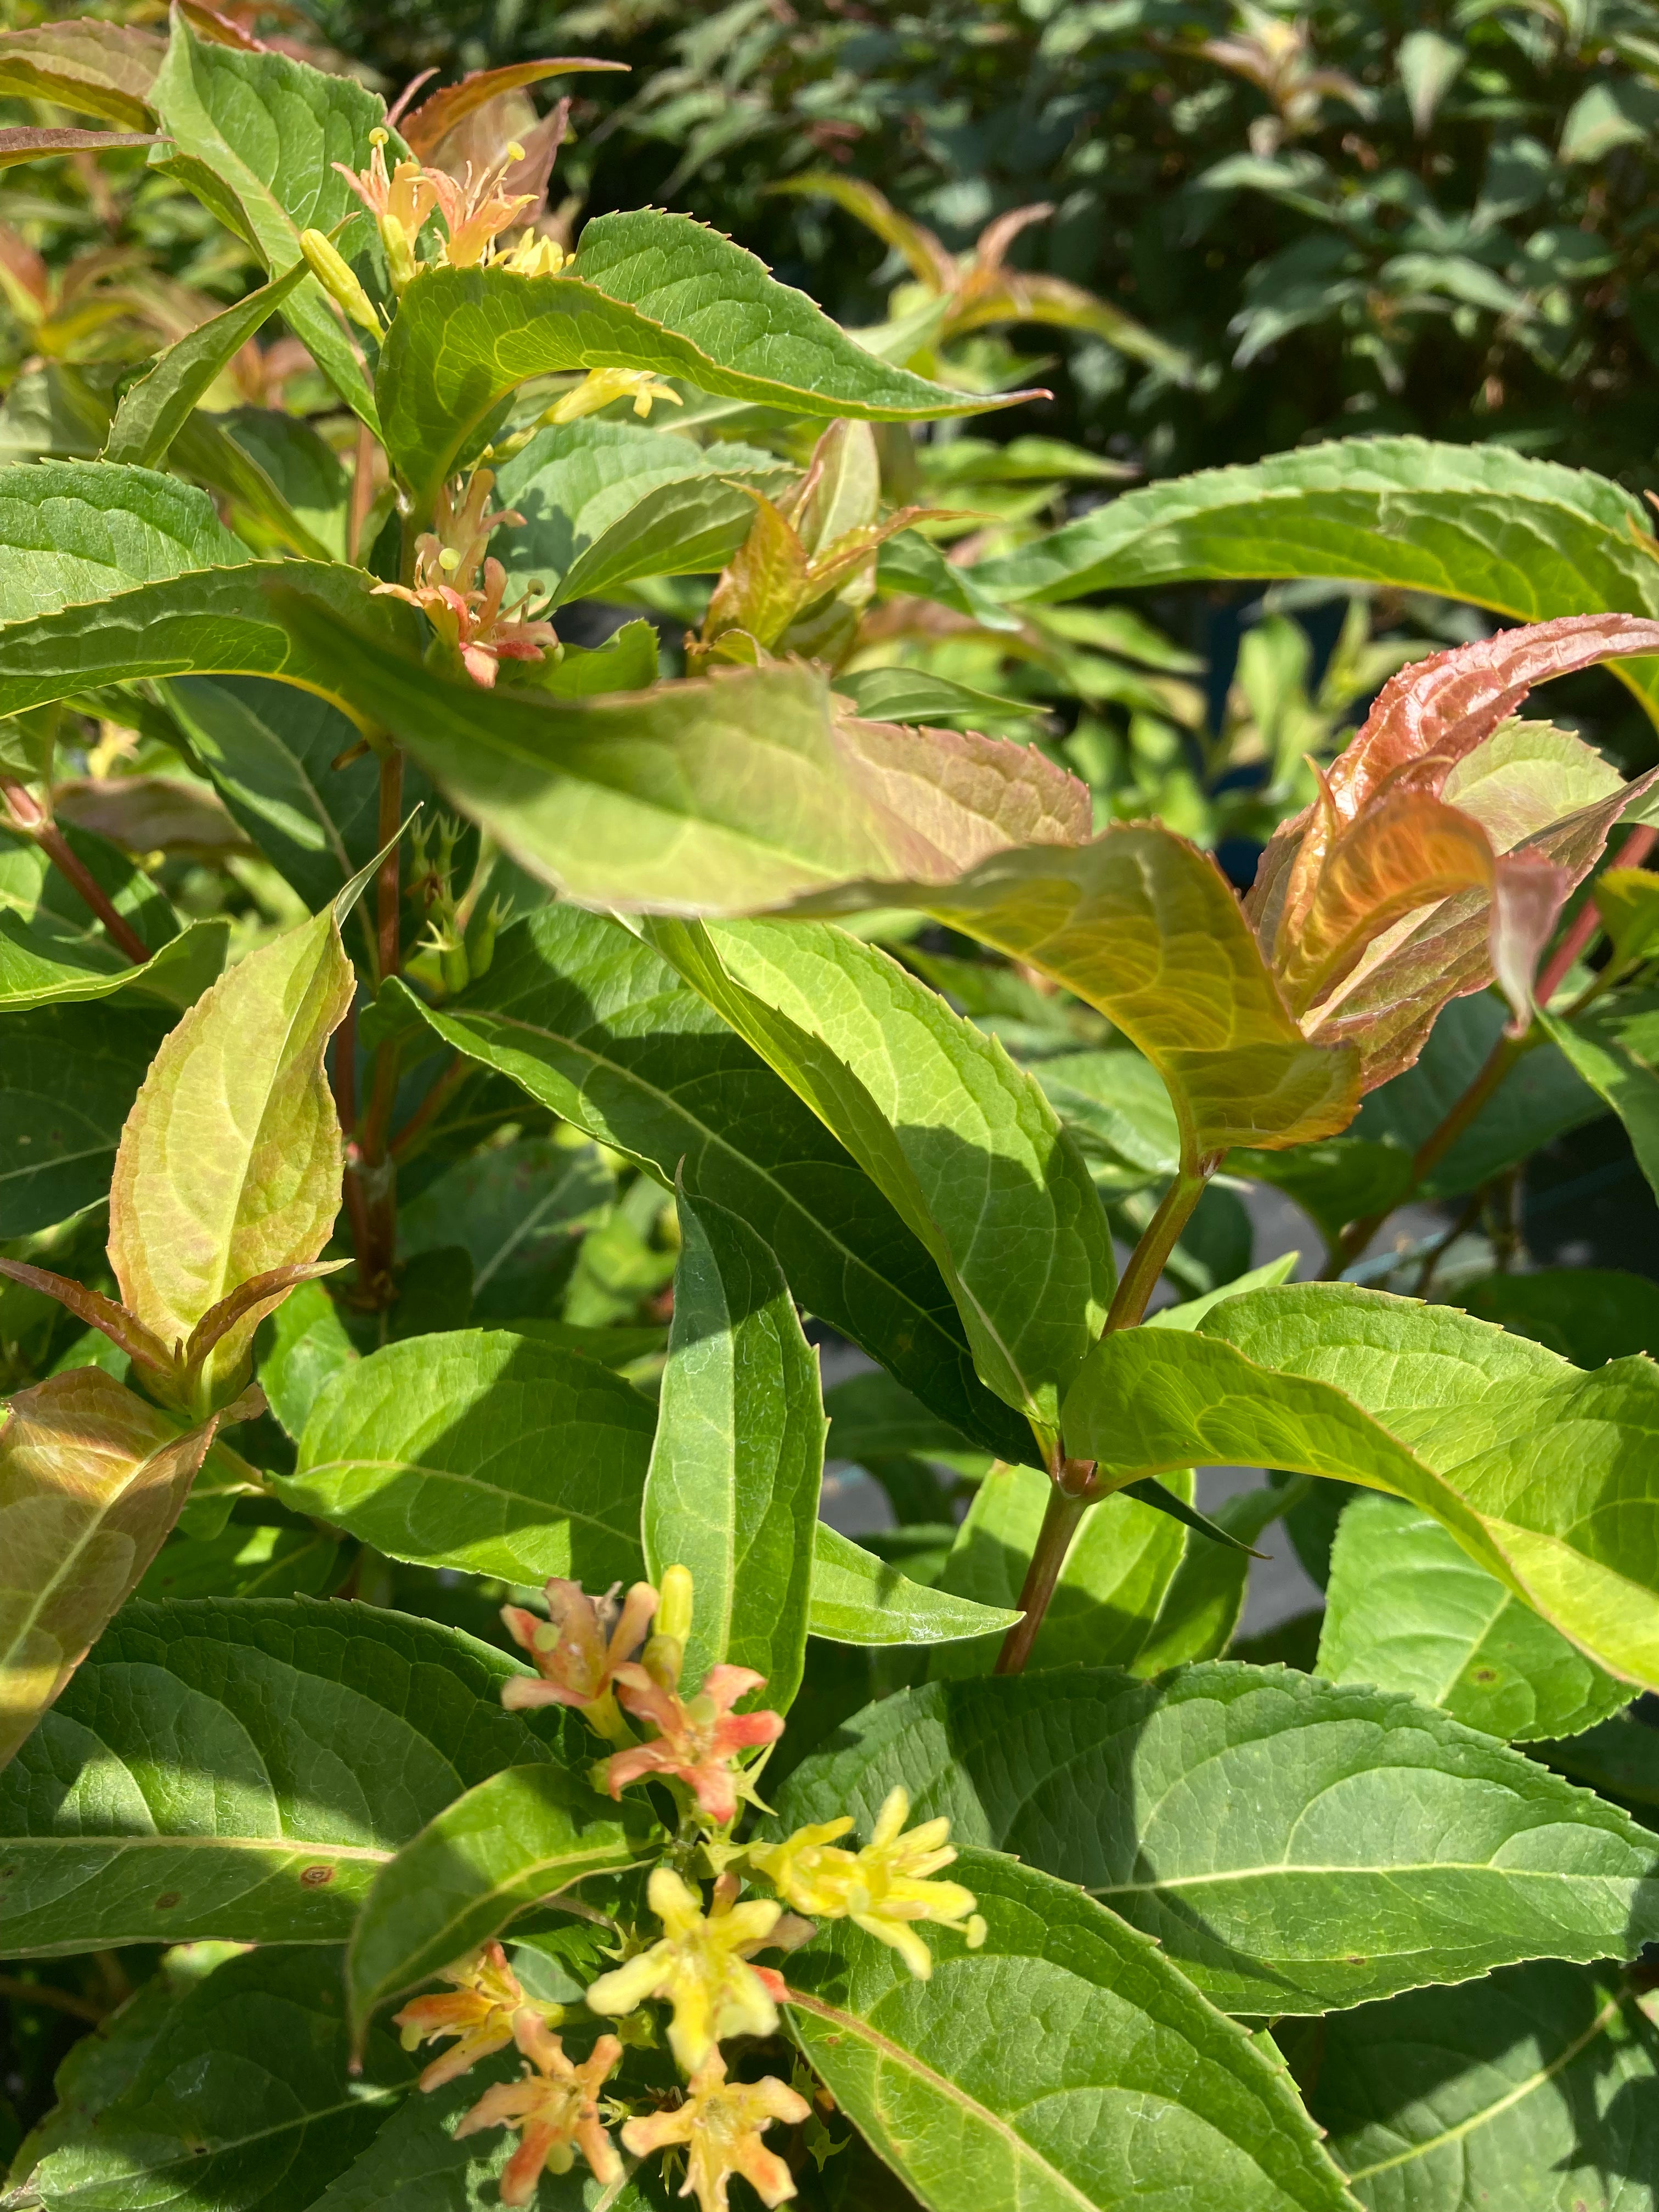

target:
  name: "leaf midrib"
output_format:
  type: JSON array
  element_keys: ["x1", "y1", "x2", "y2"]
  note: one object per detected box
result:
[{"x1": 294, "y1": 1453, "x2": 638, "y2": 1544}]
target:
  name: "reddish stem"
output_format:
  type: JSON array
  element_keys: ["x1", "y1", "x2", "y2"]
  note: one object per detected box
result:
[
  {"x1": 389, "y1": 1053, "x2": 470, "y2": 1161},
  {"x1": 1535, "y1": 823, "x2": 1658, "y2": 1006},
  {"x1": 3, "y1": 777, "x2": 151, "y2": 964}
]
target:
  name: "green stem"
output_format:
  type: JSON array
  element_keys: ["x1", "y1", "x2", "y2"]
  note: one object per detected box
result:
[
  {"x1": 1102, "y1": 1158, "x2": 1216, "y2": 1334},
  {"x1": 994, "y1": 1468, "x2": 1092, "y2": 1676}
]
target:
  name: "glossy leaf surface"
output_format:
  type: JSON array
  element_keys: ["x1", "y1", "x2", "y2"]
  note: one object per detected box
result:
[
  {"x1": 346, "y1": 1762, "x2": 658, "y2": 2045},
  {"x1": 808, "y1": 1522, "x2": 1022, "y2": 1646},
  {"x1": 377, "y1": 905, "x2": 1035, "y2": 1463},
  {"x1": 652, "y1": 917, "x2": 1113, "y2": 1432}
]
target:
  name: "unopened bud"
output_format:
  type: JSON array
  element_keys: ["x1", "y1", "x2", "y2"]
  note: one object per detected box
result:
[
  {"x1": 441, "y1": 939, "x2": 471, "y2": 996},
  {"x1": 640, "y1": 1633, "x2": 684, "y2": 1692},
  {"x1": 381, "y1": 212, "x2": 419, "y2": 294},
  {"x1": 298, "y1": 228, "x2": 381, "y2": 335},
  {"x1": 657, "y1": 1564, "x2": 694, "y2": 1643}
]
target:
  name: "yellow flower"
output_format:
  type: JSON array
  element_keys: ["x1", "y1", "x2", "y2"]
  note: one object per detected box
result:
[
  {"x1": 549, "y1": 366, "x2": 684, "y2": 425},
  {"x1": 622, "y1": 2047, "x2": 810, "y2": 2212},
  {"x1": 749, "y1": 1786, "x2": 985, "y2": 1981},
  {"x1": 392, "y1": 1942, "x2": 557, "y2": 2092},
  {"x1": 584, "y1": 1867, "x2": 786, "y2": 2075},
  {"x1": 501, "y1": 232, "x2": 567, "y2": 278},
  {"x1": 455, "y1": 2017, "x2": 623, "y2": 2204}
]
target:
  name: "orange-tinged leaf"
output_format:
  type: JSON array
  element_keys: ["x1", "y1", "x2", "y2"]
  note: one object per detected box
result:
[
  {"x1": 0, "y1": 19, "x2": 162, "y2": 129},
  {"x1": 108, "y1": 907, "x2": 354, "y2": 1413},
  {"x1": 398, "y1": 57, "x2": 627, "y2": 157},
  {"x1": 0, "y1": 1368, "x2": 218, "y2": 1768},
  {"x1": 0, "y1": 127, "x2": 159, "y2": 170},
  {"x1": 701, "y1": 491, "x2": 810, "y2": 653},
  {"x1": 0, "y1": 1258, "x2": 170, "y2": 1376}
]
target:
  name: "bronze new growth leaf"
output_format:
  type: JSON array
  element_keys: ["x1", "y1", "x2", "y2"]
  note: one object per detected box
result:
[{"x1": 1250, "y1": 612, "x2": 1659, "y2": 1086}]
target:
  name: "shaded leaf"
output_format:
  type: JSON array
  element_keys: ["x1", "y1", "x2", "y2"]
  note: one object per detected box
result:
[
  {"x1": 643, "y1": 1189, "x2": 824, "y2": 1711},
  {"x1": 808, "y1": 1522, "x2": 1021, "y2": 1646},
  {"x1": 776, "y1": 1667, "x2": 1659, "y2": 2016},
  {"x1": 1318, "y1": 1493, "x2": 1634, "y2": 1741},
  {"x1": 398, "y1": 1138, "x2": 613, "y2": 1321},
  {"x1": 1061, "y1": 1282, "x2": 1659, "y2": 1691},
  {"x1": 1288, "y1": 1961, "x2": 1659, "y2": 2211},
  {"x1": 786, "y1": 1847, "x2": 1357, "y2": 2212},
  {"x1": 833, "y1": 667, "x2": 1039, "y2": 725},
  {"x1": 103, "y1": 261, "x2": 310, "y2": 470},
  {"x1": 0, "y1": 911, "x2": 227, "y2": 1013},
  {"x1": 0, "y1": 19, "x2": 161, "y2": 129},
  {"x1": 1459, "y1": 1266, "x2": 1659, "y2": 1368},
  {"x1": 137, "y1": 1517, "x2": 342, "y2": 1602},
  {"x1": 1131, "y1": 1479, "x2": 1308, "y2": 1675},
  {"x1": 0, "y1": 127, "x2": 157, "y2": 168},
  {"x1": 8, "y1": 1945, "x2": 410, "y2": 2212},
  {"x1": 1543, "y1": 991, "x2": 1659, "y2": 1202},
  {"x1": 360, "y1": 907, "x2": 1037, "y2": 1464},
  {"x1": 257, "y1": 1275, "x2": 358, "y2": 1441},
  {"x1": 286, "y1": 1328, "x2": 653, "y2": 1587},
  {"x1": 0, "y1": 1001, "x2": 171, "y2": 1237},
  {"x1": 0, "y1": 1369, "x2": 217, "y2": 1770},
  {"x1": 0, "y1": 1596, "x2": 568, "y2": 1953},
  {"x1": 346, "y1": 1763, "x2": 658, "y2": 2047}
]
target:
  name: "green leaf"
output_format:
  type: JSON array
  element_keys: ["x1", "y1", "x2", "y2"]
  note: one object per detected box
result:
[
  {"x1": 833, "y1": 668, "x2": 1040, "y2": 725},
  {"x1": 257, "y1": 1276, "x2": 358, "y2": 1441},
  {"x1": 1130, "y1": 1479, "x2": 1308, "y2": 1675},
  {"x1": 398, "y1": 1137, "x2": 612, "y2": 1322},
  {"x1": 0, "y1": 1596, "x2": 567, "y2": 1953},
  {"x1": 286, "y1": 1329, "x2": 653, "y2": 1586},
  {"x1": 532, "y1": 621, "x2": 659, "y2": 700},
  {"x1": 162, "y1": 675, "x2": 424, "y2": 915},
  {"x1": 775, "y1": 1667, "x2": 1659, "y2": 2016},
  {"x1": 374, "y1": 905, "x2": 1035, "y2": 1463},
  {"x1": 649, "y1": 917, "x2": 1114, "y2": 1435},
  {"x1": 1288, "y1": 1960, "x2": 1659, "y2": 2210},
  {"x1": 106, "y1": 906, "x2": 354, "y2": 1412},
  {"x1": 1459, "y1": 1265, "x2": 1659, "y2": 1367},
  {"x1": 0, "y1": 911, "x2": 227, "y2": 1013},
  {"x1": 1543, "y1": 991, "x2": 1659, "y2": 1201},
  {"x1": 0, "y1": 1002, "x2": 170, "y2": 1236},
  {"x1": 1318, "y1": 1493, "x2": 1634, "y2": 1742},
  {"x1": 0, "y1": 560, "x2": 424, "y2": 729},
  {"x1": 823, "y1": 1369, "x2": 989, "y2": 1476},
  {"x1": 1032, "y1": 1047, "x2": 1182, "y2": 1187},
  {"x1": 642, "y1": 1189, "x2": 824, "y2": 1710},
  {"x1": 786, "y1": 1847, "x2": 1357, "y2": 2212},
  {"x1": 0, "y1": 18, "x2": 160, "y2": 129},
  {"x1": 836, "y1": 830, "x2": 1361, "y2": 1158},
  {"x1": 268, "y1": 596, "x2": 1088, "y2": 917},
  {"x1": 973, "y1": 435, "x2": 1659, "y2": 728},
  {"x1": 927, "y1": 1462, "x2": 1191, "y2": 1678},
  {"x1": 0, "y1": 1369, "x2": 218, "y2": 1769},
  {"x1": 8, "y1": 1944, "x2": 410, "y2": 2212},
  {"x1": 876, "y1": 530, "x2": 1024, "y2": 633},
  {"x1": 136, "y1": 1516, "x2": 341, "y2": 1602},
  {"x1": 103, "y1": 263, "x2": 310, "y2": 470},
  {"x1": 215, "y1": 407, "x2": 352, "y2": 560},
  {"x1": 1062, "y1": 1282, "x2": 1659, "y2": 1691},
  {"x1": 0, "y1": 460, "x2": 246, "y2": 624},
  {"x1": 808, "y1": 1522, "x2": 1022, "y2": 1645},
  {"x1": 376, "y1": 216, "x2": 1017, "y2": 512},
  {"x1": 1533, "y1": 1708, "x2": 1659, "y2": 1831},
  {"x1": 492, "y1": 417, "x2": 788, "y2": 607},
  {"x1": 346, "y1": 1763, "x2": 658, "y2": 2045},
  {"x1": 150, "y1": 14, "x2": 384, "y2": 431},
  {"x1": 1352, "y1": 990, "x2": 1601, "y2": 1198}
]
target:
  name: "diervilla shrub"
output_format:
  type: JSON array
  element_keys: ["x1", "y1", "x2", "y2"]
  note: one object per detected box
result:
[{"x1": 1, "y1": 16, "x2": 1659, "y2": 2212}]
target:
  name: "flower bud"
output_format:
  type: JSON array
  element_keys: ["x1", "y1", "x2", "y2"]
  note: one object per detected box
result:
[
  {"x1": 298, "y1": 228, "x2": 381, "y2": 335},
  {"x1": 657, "y1": 1563, "x2": 695, "y2": 1643}
]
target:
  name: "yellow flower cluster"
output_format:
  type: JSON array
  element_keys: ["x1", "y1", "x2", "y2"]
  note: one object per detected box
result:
[{"x1": 393, "y1": 1570, "x2": 983, "y2": 2212}]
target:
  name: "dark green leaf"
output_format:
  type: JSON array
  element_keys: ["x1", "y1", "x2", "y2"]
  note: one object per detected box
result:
[
  {"x1": 0, "y1": 1597, "x2": 566, "y2": 1953},
  {"x1": 103, "y1": 263, "x2": 310, "y2": 470},
  {"x1": 397, "y1": 1138, "x2": 613, "y2": 1322},
  {"x1": 1544, "y1": 992, "x2": 1659, "y2": 1201},
  {"x1": 257, "y1": 1277, "x2": 358, "y2": 1442},
  {"x1": 136, "y1": 1517, "x2": 342, "y2": 1602},
  {"x1": 0, "y1": 460, "x2": 245, "y2": 625},
  {"x1": 0, "y1": 1001, "x2": 170, "y2": 1236}
]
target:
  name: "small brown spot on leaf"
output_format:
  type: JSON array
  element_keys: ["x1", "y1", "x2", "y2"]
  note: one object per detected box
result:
[
  {"x1": 154, "y1": 1892, "x2": 182, "y2": 1910},
  {"x1": 1473, "y1": 1667, "x2": 1499, "y2": 1684},
  {"x1": 299, "y1": 1864, "x2": 335, "y2": 1888}
]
